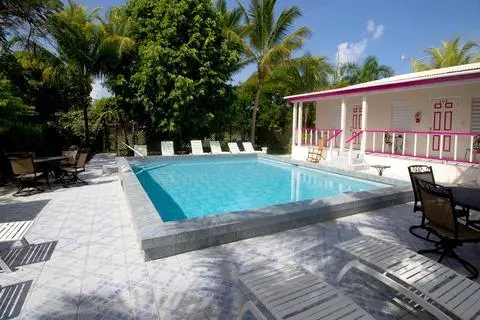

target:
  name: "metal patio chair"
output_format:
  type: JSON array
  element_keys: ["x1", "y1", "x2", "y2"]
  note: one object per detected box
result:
[
  {"x1": 417, "y1": 178, "x2": 479, "y2": 279},
  {"x1": 60, "y1": 153, "x2": 88, "y2": 187},
  {"x1": 9, "y1": 155, "x2": 47, "y2": 196}
]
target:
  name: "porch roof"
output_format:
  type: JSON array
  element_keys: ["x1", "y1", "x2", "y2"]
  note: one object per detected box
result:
[{"x1": 285, "y1": 62, "x2": 480, "y2": 103}]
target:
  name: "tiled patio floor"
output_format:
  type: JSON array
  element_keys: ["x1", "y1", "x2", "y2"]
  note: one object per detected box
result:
[{"x1": 1, "y1": 154, "x2": 479, "y2": 319}]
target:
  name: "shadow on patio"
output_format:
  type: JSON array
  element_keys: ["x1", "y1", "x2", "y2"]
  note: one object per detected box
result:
[
  {"x1": 0, "y1": 280, "x2": 33, "y2": 320},
  {"x1": 1, "y1": 241, "x2": 58, "y2": 271}
]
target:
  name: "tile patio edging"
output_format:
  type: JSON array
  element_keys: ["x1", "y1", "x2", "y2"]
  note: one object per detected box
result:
[{"x1": 118, "y1": 154, "x2": 413, "y2": 261}]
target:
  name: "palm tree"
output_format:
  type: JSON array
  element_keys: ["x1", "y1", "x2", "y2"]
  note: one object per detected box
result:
[
  {"x1": 271, "y1": 54, "x2": 332, "y2": 94},
  {"x1": 340, "y1": 55, "x2": 393, "y2": 85},
  {"x1": 412, "y1": 36, "x2": 480, "y2": 72},
  {"x1": 48, "y1": 1, "x2": 134, "y2": 146},
  {"x1": 270, "y1": 54, "x2": 332, "y2": 128},
  {"x1": 234, "y1": 0, "x2": 311, "y2": 144}
]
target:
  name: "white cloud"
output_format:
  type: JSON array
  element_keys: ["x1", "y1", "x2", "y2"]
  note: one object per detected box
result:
[
  {"x1": 335, "y1": 20, "x2": 384, "y2": 65},
  {"x1": 366, "y1": 19, "x2": 384, "y2": 41},
  {"x1": 90, "y1": 78, "x2": 112, "y2": 100},
  {"x1": 336, "y1": 39, "x2": 367, "y2": 64}
]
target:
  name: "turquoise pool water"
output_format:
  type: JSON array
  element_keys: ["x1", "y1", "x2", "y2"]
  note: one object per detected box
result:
[{"x1": 132, "y1": 157, "x2": 388, "y2": 222}]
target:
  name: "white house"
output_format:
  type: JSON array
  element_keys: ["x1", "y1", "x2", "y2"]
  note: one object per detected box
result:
[{"x1": 285, "y1": 63, "x2": 480, "y2": 184}]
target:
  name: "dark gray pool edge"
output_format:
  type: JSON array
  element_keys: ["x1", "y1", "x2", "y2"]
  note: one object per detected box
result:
[{"x1": 117, "y1": 155, "x2": 413, "y2": 261}]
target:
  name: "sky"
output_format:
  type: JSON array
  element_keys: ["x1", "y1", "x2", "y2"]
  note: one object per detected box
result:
[{"x1": 83, "y1": 0, "x2": 480, "y2": 99}]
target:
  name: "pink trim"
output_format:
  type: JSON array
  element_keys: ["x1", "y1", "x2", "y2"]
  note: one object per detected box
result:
[
  {"x1": 432, "y1": 135, "x2": 440, "y2": 151},
  {"x1": 434, "y1": 102, "x2": 442, "y2": 109},
  {"x1": 327, "y1": 130, "x2": 343, "y2": 142},
  {"x1": 444, "y1": 111, "x2": 452, "y2": 131},
  {"x1": 302, "y1": 127, "x2": 341, "y2": 131},
  {"x1": 365, "y1": 150, "x2": 478, "y2": 165},
  {"x1": 445, "y1": 102, "x2": 453, "y2": 108},
  {"x1": 345, "y1": 130, "x2": 364, "y2": 143},
  {"x1": 433, "y1": 112, "x2": 441, "y2": 130},
  {"x1": 286, "y1": 72, "x2": 480, "y2": 102},
  {"x1": 364, "y1": 129, "x2": 479, "y2": 136},
  {"x1": 443, "y1": 135, "x2": 451, "y2": 152}
]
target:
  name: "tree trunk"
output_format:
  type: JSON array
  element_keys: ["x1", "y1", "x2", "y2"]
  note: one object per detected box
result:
[
  {"x1": 83, "y1": 105, "x2": 90, "y2": 147},
  {"x1": 122, "y1": 119, "x2": 129, "y2": 146},
  {"x1": 251, "y1": 83, "x2": 262, "y2": 144}
]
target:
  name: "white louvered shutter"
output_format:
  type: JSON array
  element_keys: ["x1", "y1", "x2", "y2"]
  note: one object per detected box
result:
[
  {"x1": 391, "y1": 103, "x2": 413, "y2": 131},
  {"x1": 332, "y1": 107, "x2": 341, "y2": 129},
  {"x1": 471, "y1": 98, "x2": 480, "y2": 132}
]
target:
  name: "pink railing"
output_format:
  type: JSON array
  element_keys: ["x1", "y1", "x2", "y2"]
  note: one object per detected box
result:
[
  {"x1": 298, "y1": 128, "x2": 341, "y2": 146},
  {"x1": 345, "y1": 130, "x2": 364, "y2": 144},
  {"x1": 364, "y1": 129, "x2": 480, "y2": 164}
]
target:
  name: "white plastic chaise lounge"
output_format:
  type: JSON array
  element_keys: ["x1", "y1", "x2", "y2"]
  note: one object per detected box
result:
[
  {"x1": 210, "y1": 141, "x2": 228, "y2": 154},
  {"x1": 190, "y1": 140, "x2": 207, "y2": 155},
  {"x1": 228, "y1": 142, "x2": 243, "y2": 154},
  {"x1": 336, "y1": 236, "x2": 480, "y2": 320},
  {"x1": 242, "y1": 142, "x2": 262, "y2": 153},
  {"x1": 133, "y1": 144, "x2": 147, "y2": 157},
  {"x1": 0, "y1": 221, "x2": 34, "y2": 273},
  {"x1": 238, "y1": 264, "x2": 374, "y2": 320},
  {"x1": 161, "y1": 141, "x2": 175, "y2": 156}
]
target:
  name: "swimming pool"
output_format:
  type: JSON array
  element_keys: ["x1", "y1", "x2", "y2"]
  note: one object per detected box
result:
[{"x1": 132, "y1": 157, "x2": 389, "y2": 222}]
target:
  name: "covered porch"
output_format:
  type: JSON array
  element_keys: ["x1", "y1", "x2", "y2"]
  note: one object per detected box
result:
[{"x1": 286, "y1": 63, "x2": 480, "y2": 183}]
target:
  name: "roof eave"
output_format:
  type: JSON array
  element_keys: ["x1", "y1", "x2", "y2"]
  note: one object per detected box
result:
[{"x1": 285, "y1": 72, "x2": 480, "y2": 103}]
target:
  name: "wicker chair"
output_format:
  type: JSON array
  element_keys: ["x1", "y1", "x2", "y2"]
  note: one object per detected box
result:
[
  {"x1": 306, "y1": 138, "x2": 326, "y2": 163},
  {"x1": 60, "y1": 153, "x2": 88, "y2": 186},
  {"x1": 9, "y1": 155, "x2": 47, "y2": 196},
  {"x1": 416, "y1": 179, "x2": 480, "y2": 279}
]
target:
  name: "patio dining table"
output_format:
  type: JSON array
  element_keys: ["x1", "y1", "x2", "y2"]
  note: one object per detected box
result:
[
  {"x1": 450, "y1": 186, "x2": 480, "y2": 211},
  {"x1": 34, "y1": 156, "x2": 68, "y2": 185}
]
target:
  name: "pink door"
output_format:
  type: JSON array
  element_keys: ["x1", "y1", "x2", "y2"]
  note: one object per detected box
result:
[
  {"x1": 432, "y1": 100, "x2": 453, "y2": 153},
  {"x1": 351, "y1": 106, "x2": 362, "y2": 145}
]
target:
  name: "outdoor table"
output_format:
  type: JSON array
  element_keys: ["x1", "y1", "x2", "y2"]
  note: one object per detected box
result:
[
  {"x1": 34, "y1": 156, "x2": 68, "y2": 185},
  {"x1": 450, "y1": 186, "x2": 480, "y2": 211},
  {"x1": 371, "y1": 165, "x2": 390, "y2": 176}
]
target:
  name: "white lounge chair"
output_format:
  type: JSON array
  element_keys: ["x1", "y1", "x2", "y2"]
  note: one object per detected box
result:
[
  {"x1": 210, "y1": 141, "x2": 228, "y2": 154},
  {"x1": 133, "y1": 144, "x2": 147, "y2": 157},
  {"x1": 161, "y1": 141, "x2": 175, "y2": 156},
  {"x1": 228, "y1": 142, "x2": 243, "y2": 154},
  {"x1": 336, "y1": 236, "x2": 480, "y2": 320},
  {"x1": 190, "y1": 140, "x2": 207, "y2": 155},
  {"x1": 239, "y1": 264, "x2": 374, "y2": 320},
  {"x1": 0, "y1": 221, "x2": 34, "y2": 273},
  {"x1": 242, "y1": 142, "x2": 262, "y2": 153}
]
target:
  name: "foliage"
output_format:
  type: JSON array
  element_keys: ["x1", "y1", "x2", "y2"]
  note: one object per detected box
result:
[
  {"x1": 270, "y1": 54, "x2": 332, "y2": 93},
  {"x1": 227, "y1": 83, "x2": 292, "y2": 153},
  {"x1": 47, "y1": 1, "x2": 134, "y2": 145},
  {"x1": 124, "y1": 0, "x2": 238, "y2": 143},
  {"x1": 412, "y1": 36, "x2": 480, "y2": 72},
  {"x1": 0, "y1": 76, "x2": 35, "y2": 131},
  {"x1": 234, "y1": 0, "x2": 311, "y2": 143},
  {"x1": 0, "y1": 0, "x2": 62, "y2": 48},
  {"x1": 339, "y1": 55, "x2": 393, "y2": 85}
]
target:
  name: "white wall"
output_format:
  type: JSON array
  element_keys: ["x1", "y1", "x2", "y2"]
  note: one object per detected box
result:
[
  {"x1": 363, "y1": 154, "x2": 480, "y2": 184},
  {"x1": 313, "y1": 81, "x2": 480, "y2": 159}
]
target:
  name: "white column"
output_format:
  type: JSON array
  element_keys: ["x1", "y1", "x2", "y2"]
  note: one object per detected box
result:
[
  {"x1": 360, "y1": 96, "x2": 367, "y2": 154},
  {"x1": 340, "y1": 97, "x2": 347, "y2": 152},
  {"x1": 297, "y1": 101, "x2": 303, "y2": 145},
  {"x1": 291, "y1": 102, "x2": 297, "y2": 148}
]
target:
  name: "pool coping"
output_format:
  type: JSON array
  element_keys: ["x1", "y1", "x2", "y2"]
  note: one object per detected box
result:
[{"x1": 118, "y1": 154, "x2": 413, "y2": 260}]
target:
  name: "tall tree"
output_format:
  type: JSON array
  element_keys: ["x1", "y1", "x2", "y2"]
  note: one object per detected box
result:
[
  {"x1": 48, "y1": 1, "x2": 134, "y2": 145},
  {"x1": 0, "y1": 0, "x2": 62, "y2": 48},
  {"x1": 271, "y1": 54, "x2": 332, "y2": 94},
  {"x1": 340, "y1": 55, "x2": 393, "y2": 85},
  {"x1": 234, "y1": 0, "x2": 311, "y2": 144},
  {"x1": 412, "y1": 36, "x2": 480, "y2": 72},
  {"x1": 125, "y1": 0, "x2": 238, "y2": 142}
]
